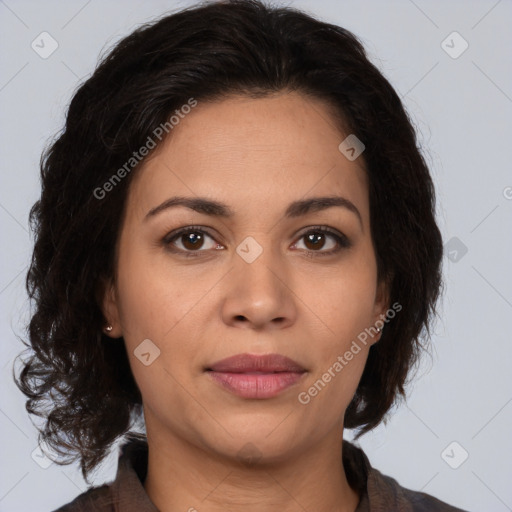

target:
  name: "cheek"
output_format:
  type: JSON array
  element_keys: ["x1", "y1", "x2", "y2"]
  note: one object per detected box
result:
[
  {"x1": 115, "y1": 238, "x2": 202, "y2": 343},
  {"x1": 298, "y1": 249, "x2": 377, "y2": 412},
  {"x1": 311, "y1": 254, "x2": 378, "y2": 345},
  {"x1": 114, "y1": 254, "x2": 201, "y2": 418},
  {"x1": 296, "y1": 329, "x2": 370, "y2": 432},
  {"x1": 114, "y1": 240, "x2": 216, "y2": 396}
]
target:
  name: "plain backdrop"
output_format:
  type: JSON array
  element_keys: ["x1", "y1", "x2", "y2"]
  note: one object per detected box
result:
[{"x1": 1, "y1": 1, "x2": 511, "y2": 511}]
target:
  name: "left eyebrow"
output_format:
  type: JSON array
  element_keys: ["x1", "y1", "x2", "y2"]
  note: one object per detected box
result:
[
  {"x1": 284, "y1": 196, "x2": 362, "y2": 227},
  {"x1": 144, "y1": 195, "x2": 362, "y2": 227}
]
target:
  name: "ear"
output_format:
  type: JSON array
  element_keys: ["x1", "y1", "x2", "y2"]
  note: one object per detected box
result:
[
  {"x1": 374, "y1": 276, "x2": 390, "y2": 315},
  {"x1": 98, "y1": 278, "x2": 122, "y2": 338},
  {"x1": 371, "y1": 276, "x2": 391, "y2": 344}
]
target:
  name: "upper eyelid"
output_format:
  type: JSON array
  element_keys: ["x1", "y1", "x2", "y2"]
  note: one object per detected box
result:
[{"x1": 164, "y1": 225, "x2": 347, "y2": 248}]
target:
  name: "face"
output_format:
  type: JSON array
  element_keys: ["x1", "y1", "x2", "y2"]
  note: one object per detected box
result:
[{"x1": 103, "y1": 91, "x2": 388, "y2": 463}]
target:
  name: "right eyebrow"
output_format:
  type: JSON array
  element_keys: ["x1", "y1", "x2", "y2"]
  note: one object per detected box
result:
[{"x1": 145, "y1": 196, "x2": 235, "y2": 219}]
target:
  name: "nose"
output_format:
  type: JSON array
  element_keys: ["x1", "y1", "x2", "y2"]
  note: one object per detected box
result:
[{"x1": 221, "y1": 240, "x2": 297, "y2": 331}]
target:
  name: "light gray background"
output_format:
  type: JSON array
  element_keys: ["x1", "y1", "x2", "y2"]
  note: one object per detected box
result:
[{"x1": 1, "y1": 1, "x2": 511, "y2": 511}]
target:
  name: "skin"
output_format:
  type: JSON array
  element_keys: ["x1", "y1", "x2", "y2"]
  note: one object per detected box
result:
[{"x1": 102, "y1": 91, "x2": 389, "y2": 512}]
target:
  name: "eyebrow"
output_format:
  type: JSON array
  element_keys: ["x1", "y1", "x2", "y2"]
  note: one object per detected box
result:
[{"x1": 145, "y1": 195, "x2": 362, "y2": 226}]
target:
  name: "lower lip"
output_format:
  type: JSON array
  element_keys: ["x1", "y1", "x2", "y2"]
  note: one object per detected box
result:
[{"x1": 207, "y1": 371, "x2": 305, "y2": 399}]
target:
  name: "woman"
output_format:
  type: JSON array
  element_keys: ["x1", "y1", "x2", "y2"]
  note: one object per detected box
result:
[{"x1": 15, "y1": 0, "x2": 468, "y2": 510}]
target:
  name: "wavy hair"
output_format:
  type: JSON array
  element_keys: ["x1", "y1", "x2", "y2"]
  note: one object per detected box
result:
[{"x1": 14, "y1": 0, "x2": 443, "y2": 482}]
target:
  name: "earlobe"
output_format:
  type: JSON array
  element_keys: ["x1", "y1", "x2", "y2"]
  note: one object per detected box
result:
[{"x1": 99, "y1": 279, "x2": 122, "y2": 338}]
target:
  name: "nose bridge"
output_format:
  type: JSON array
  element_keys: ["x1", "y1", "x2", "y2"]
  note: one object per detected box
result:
[
  {"x1": 234, "y1": 232, "x2": 285, "y2": 296},
  {"x1": 221, "y1": 232, "x2": 296, "y2": 328}
]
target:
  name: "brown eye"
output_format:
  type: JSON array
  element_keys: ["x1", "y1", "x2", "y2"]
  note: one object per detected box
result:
[
  {"x1": 180, "y1": 231, "x2": 206, "y2": 250},
  {"x1": 293, "y1": 227, "x2": 351, "y2": 256},
  {"x1": 164, "y1": 227, "x2": 221, "y2": 256},
  {"x1": 163, "y1": 225, "x2": 350, "y2": 259},
  {"x1": 303, "y1": 232, "x2": 329, "y2": 251}
]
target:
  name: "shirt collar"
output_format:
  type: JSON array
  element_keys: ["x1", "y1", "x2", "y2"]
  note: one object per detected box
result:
[{"x1": 110, "y1": 437, "x2": 159, "y2": 512}]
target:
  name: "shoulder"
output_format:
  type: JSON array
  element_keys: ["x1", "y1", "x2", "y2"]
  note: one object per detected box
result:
[
  {"x1": 343, "y1": 441, "x2": 469, "y2": 512},
  {"x1": 51, "y1": 483, "x2": 114, "y2": 512},
  {"x1": 50, "y1": 435, "x2": 151, "y2": 512},
  {"x1": 369, "y1": 464, "x2": 469, "y2": 512}
]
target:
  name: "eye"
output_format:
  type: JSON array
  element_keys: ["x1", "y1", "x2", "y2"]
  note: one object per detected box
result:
[
  {"x1": 163, "y1": 226, "x2": 223, "y2": 257},
  {"x1": 292, "y1": 226, "x2": 351, "y2": 256},
  {"x1": 162, "y1": 225, "x2": 350, "y2": 258}
]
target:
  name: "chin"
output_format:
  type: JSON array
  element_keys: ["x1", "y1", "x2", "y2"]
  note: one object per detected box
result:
[{"x1": 198, "y1": 414, "x2": 308, "y2": 465}]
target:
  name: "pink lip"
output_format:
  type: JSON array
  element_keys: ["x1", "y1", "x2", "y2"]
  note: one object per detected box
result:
[{"x1": 206, "y1": 353, "x2": 307, "y2": 399}]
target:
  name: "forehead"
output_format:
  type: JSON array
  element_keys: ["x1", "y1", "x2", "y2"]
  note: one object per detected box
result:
[{"x1": 126, "y1": 92, "x2": 369, "y2": 226}]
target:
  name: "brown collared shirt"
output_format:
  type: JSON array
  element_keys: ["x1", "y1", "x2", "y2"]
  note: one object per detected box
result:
[{"x1": 53, "y1": 439, "x2": 468, "y2": 511}]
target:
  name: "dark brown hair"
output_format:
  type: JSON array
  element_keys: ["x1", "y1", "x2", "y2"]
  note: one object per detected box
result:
[{"x1": 14, "y1": 0, "x2": 443, "y2": 482}]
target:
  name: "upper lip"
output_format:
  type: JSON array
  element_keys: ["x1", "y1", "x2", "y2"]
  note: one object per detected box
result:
[{"x1": 207, "y1": 353, "x2": 306, "y2": 373}]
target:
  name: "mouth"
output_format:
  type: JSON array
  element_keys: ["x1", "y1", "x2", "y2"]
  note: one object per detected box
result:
[{"x1": 205, "y1": 353, "x2": 307, "y2": 399}]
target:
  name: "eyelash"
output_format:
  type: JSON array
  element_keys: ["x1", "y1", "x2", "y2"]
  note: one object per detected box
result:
[{"x1": 162, "y1": 225, "x2": 351, "y2": 259}]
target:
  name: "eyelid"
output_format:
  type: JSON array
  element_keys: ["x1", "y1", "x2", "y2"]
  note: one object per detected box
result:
[
  {"x1": 292, "y1": 225, "x2": 351, "y2": 254},
  {"x1": 162, "y1": 224, "x2": 351, "y2": 257},
  {"x1": 162, "y1": 225, "x2": 221, "y2": 249}
]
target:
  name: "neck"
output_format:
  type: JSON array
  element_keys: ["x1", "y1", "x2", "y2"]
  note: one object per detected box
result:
[{"x1": 143, "y1": 426, "x2": 361, "y2": 512}]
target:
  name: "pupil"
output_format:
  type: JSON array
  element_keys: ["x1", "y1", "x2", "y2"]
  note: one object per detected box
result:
[
  {"x1": 184, "y1": 232, "x2": 202, "y2": 249},
  {"x1": 307, "y1": 233, "x2": 324, "y2": 249}
]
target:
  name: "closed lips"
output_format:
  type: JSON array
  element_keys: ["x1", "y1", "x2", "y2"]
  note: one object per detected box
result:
[
  {"x1": 206, "y1": 353, "x2": 306, "y2": 373},
  {"x1": 206, "y1": 353, "x2": 307, "y2": 399}
]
